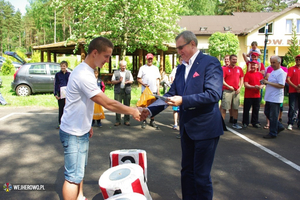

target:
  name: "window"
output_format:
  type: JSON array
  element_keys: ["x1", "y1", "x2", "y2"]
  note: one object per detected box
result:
[
  {"x1": 49, "y1": 64, "x2": 60, "y2": 75},
  {"x1": 297, "y1": 19, "x2": 300, "y2": 33},
  {"x1": 29, "y1": 64, "x2": 46, "y2": 75},
  {"x1": 286, "y1": 19, "x2": 293, "y2": 34},
  {"x1": 259, "y1": 23, "x2": 273, "y2": 34}
]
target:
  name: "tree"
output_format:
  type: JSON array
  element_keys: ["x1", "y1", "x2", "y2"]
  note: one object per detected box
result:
[
  {"x1": 178, "y1": 0, "x2": 218, "y2": 15},
  {"x1": 283, "y1": 24, "x2": 300, "y2": 67},
  {"x1": 65, "y1": 0, "x2": 181, "y2": 60},
  {"x1": 217, "y1": 0, "x2": 297, "y2": 15},
  {"x1": 208, "y1": 32, "x2": 239, "y2": 60}
]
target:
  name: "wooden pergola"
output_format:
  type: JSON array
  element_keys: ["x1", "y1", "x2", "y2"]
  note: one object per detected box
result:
[{"x1": 33, "y1": 40, "x2": 178, "y2": 83}]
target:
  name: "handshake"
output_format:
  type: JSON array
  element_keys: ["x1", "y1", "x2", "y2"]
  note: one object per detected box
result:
[
  {"x1": 132, "y1": 107, "x2": 150, "y2": 121},
  {"x1": 130, "y1": 95, "x2": 183, "y2": 122}
]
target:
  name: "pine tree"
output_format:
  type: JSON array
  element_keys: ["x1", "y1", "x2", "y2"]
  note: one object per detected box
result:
[{"x1": 283, "y1": 24, "x2": 300, "y2": 67}]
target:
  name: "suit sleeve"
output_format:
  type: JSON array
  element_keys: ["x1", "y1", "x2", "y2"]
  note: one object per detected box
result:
[{"x1": 182, "y1": 57, "x2": 223, "y2": 109}]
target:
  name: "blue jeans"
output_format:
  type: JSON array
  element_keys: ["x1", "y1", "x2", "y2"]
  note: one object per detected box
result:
[
  {"x1": 264, "y1": 102, "x2": 284, "y2": 137},
  {"x1": 288, "y1": 93, "x2": 300, "y2": 126},
  {"x1": 59, "y1": 129, "x2": 89, "y2": 184}
]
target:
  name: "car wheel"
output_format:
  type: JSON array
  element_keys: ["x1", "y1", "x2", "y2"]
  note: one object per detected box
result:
[{"x1": 16, "y1": 84, "x2": 31, "y2": 96}]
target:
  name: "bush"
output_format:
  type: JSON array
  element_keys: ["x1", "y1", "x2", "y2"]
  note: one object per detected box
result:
[
  {"x1": 125, "y1": 56, "x2": 133, "y2": 71},
  {"x1": 1, "y1": 59, "x2": 15, "y2": 75},
  {"x1": 165, "y1": 55, "x2": 172, "y2": 73}
]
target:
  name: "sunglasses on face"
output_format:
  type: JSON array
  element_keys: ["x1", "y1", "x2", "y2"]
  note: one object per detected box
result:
[{"x1": 176, "y1": 41, "x2": 191, "y2": 50}]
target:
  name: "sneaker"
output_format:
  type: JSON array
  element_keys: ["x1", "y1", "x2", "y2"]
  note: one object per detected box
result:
[
  {"x1": 98, "y1": 122, "x2": 102, "y2": 127},
  {"x1": 141, "y1": 121, "x2": 146, "y2": 129},
  {"x1": 287, "y1": 124, "x2": 293, "y2": 131},
  {"x1": 253, "y1": 124, "x2": 261, "y2": 128},
  {"x1": 232, "y1": 123, "x2": 242, "y2": 129},
  {"x1": 149, "y1": 120, "x2": 158, "y2": 128},
  {"x1": 172, "y1": 125, "x2": 178, "y2": 130},
  {"x1": 242, "y1": 124, "x2": 248, "y2": 128}
]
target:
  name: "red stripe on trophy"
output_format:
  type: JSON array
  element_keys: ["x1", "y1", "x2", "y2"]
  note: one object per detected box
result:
[
  {"x1": 131, "y1": 178, "x2": 144, "y2": 195},
  {"x1": 100, "y1": 186, "x2": 109, "y2": 199},
  {"x1": 112, "y1": 154, "x2": 119, "y2": 167},
  {"x1": 139, "y1": 153, "x2": 145, "y2": 172}
]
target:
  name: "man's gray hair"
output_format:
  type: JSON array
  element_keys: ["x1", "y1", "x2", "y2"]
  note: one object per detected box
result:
[
  {"x1": 271, "y1": 56, "x2": 281, "y2": 64},
  {"x1": 175, "y1": 31, "x2": 198, "y2": 47},
  {"x1": 119, "y1": 60, "x2": 127, "y2": 66}
]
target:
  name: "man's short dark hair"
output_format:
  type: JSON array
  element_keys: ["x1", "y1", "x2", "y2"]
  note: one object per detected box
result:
[
  {"x1": 60, "y1": 60, "x2": 68, "y2": 66},
  {"x1": 175, "y1": 31, "x2": 198, "y2": 47},
  {"x1": 87, "y1": 37, "x2": 114, "y2": 55},
  {"x1": 230, "y1": 54, "x2": 237, "y2": 60}
]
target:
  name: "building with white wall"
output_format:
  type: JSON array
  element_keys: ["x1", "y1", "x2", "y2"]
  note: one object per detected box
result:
[{"x1": 178, "y1": 3, "x2": 300, "y2": 67}]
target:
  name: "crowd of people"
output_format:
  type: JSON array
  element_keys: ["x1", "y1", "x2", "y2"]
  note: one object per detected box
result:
[
  {"x1": 219, "y1": 46, "x2": 300, "y2": 139},
  {"x1": 53, "y1": 34, "x2": 300, "y2": 200}
]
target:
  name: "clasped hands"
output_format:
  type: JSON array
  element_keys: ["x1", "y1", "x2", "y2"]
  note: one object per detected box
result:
[{"x1": 132, "y1": 95, "x2": 183, "y2": 121}]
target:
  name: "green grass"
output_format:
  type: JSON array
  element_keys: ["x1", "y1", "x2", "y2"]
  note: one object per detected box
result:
[
  {"x1": 0, "y1": 74, "x2": 288, "y2": 107},
  {"x1": 0, "y1": 74, "x2": 144, "y2": 107}
]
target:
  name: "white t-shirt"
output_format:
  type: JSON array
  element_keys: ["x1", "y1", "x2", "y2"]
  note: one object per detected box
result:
[
  {"x1": 137, "y1": 64, "x2": 161, "y2": 93},
  {"x1": 60, "y1": 62, "x2": 102, "y2": 136},
  {"x1": 264, "y1": 68, "x2": 287, "y2": 103},
  {"x1": 111, "y1": 70, "x2": 134, "y2": 89}
]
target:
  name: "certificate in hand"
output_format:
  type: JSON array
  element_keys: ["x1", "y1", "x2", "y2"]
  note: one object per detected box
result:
[
  {"x1": 60, "y1": 86, "x2": 67, "y2": 99},
  {"x1": 151, "y1": 94, "x2": 170, "y2": 102}
]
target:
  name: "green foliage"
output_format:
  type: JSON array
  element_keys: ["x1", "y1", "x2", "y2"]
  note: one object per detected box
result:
[
  {"x1": 208, "y1": 32, "x2": 239, "y2": 60},
  {"x1": 283, "y1": 25, "x2": 300, "y2": 67},
  {"x1": 165, "y1": 55, "x2": 172, "y2": 73},
  {"x1": 124, "y1": 57, "x2": 133, "y2": 71},
  {"x1": 179, "y1": 0, "x2": 218, "y2": 15},
  {"x1": 66, "y1": 0, "x2": 181, "y2": 59},
  {"x1": 217, "y1": 0, "x2": 294, "y2": 15},
  {"x1": 74, "y1": 59, "x2": 80, "y2": 69},
  {"x1": 1, "y1": 59, "x2": 15, "y2": 75}
]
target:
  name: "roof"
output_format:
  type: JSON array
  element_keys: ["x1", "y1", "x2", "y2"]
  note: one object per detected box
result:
[
  {"x1": 178, "y1": 3, "x2": 300, "y2": 36},
  {"x1": 33, "y1": 40, "x2": 176, "y2": 55}
]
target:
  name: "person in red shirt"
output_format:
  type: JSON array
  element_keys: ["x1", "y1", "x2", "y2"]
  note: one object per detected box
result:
[
  {"x1": 242, "y1": 60, "x2": 264, "y2": 128},
  {"x1": 287, "y1": 54, "x2": 300, "y2": 130},
  {"x1": 221, "y1": 54, "x2": 244, "y2": 129},
  {"x1": 220, "y1": 55, "x2": 235, "y2": 123},
  {"x1": 243, "y1": 52, "x2": 265, "y2": 75}
]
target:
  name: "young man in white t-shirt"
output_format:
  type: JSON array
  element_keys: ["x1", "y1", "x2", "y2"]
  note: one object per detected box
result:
[
  {"x1": 59, "y1": 37, "x2": 141, "y2": 200},
  {"x1": 261, "y1": 56, "x2": 286, "y2": 139},
  {"x1": 137, "y1": 53, "x2": 161, "y2": 129}
]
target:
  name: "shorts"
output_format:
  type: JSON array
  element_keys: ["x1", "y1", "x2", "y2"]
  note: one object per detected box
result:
[
  {"x1": 172, "y1": 106, "x2": 180, "y2": 112},
  {"x1": 59, "y1": 129, "x2": 90, "y2": 184},
  {"x1": 221, "y1": 90, "x2": 240, "y2": 110}
]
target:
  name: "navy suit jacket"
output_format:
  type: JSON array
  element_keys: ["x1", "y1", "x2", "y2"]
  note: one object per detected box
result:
[{"x1": 148, "y1": 52, "x2": 224, "y2": 140}]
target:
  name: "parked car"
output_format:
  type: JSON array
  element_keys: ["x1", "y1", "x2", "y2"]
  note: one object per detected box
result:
[{"x1": 11, "y1": 62, "x2": 71, "y2": 96}]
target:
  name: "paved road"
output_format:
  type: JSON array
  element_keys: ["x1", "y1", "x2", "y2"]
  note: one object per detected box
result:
[{"x1": 0, "y1": 106, "x2": 299, "y2": 200}]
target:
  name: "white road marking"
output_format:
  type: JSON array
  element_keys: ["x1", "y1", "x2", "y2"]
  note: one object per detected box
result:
[
  {"x1": 2, "y1": 112, "x2": 299, "y2": 172},
  {"x1": 227, "y1": 127, "x2": 300, "y2": 172}
]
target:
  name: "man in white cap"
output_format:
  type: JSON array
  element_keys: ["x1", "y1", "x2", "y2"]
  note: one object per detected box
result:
[{"x1": 137, "y1": 53, "x2": 161, "y2": 129}]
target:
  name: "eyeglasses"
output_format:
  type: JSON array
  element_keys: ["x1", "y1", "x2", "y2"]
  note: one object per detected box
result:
[
  {"x1": 296, "y1": 58, "x2": 300, "y2": 61},
  {"x1": 176, "y1": 41, "x2": 191, "y2": 50}
]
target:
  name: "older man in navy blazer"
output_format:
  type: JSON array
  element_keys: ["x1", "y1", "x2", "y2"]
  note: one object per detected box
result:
[{"x1": 141, "y1": 31, "x2": 224, "y2": 199}]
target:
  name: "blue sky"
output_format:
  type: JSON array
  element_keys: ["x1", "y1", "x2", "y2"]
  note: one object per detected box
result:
[{"x1": 7, "y1": 0, "x2": 30, "y2": 15}]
